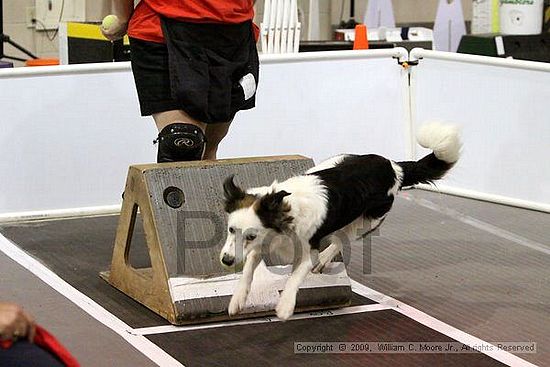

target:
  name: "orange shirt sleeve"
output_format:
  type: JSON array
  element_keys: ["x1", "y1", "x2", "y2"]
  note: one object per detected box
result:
[{"x1": 128, "y1": 0, "x2": 257, "y2": 44}]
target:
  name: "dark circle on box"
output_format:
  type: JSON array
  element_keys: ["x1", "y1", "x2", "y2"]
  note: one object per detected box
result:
[{"x1": 163, "y1": 186, "x2": 185, "y2": 209}]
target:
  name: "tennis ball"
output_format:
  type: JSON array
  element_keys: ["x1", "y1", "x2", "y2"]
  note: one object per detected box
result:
[{"x1": 102, "y1": 15, "x2": 119, "y2": 31}]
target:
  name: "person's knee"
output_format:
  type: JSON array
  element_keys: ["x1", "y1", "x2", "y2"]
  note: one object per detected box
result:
[{"x1": 155, "y1": 123, "x2": 206, "y2": 163}]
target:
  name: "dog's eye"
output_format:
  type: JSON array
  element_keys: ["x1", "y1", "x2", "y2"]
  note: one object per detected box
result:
[
  {"x1": 228, "y1": 227, "x2": 235, "y2": 234},
  {"x1": 245, "y1": 234, "x2": 257, "y2": 242}
]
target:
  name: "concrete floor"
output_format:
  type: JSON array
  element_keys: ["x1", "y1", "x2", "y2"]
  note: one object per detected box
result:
[{"x1": 0, "y1": 189, "x2": 548, "y2": 366}]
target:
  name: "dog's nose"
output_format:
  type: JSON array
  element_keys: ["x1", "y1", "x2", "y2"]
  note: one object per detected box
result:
[{"x1": 221, "y1": 254, "x2": 235, "y2": 267}]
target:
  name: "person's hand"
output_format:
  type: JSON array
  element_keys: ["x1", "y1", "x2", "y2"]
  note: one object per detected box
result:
[
  {"x1": 0, "y1": 302, "x2": 36, "y2": 342},
  {"x1": 100, "y1": 15, "x2": 129, "y2": 42}
]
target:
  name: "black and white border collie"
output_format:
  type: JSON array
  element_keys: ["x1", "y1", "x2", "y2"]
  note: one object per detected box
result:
[{"x1": 220, "y1": 122, "x2": 461, "y2": 320}]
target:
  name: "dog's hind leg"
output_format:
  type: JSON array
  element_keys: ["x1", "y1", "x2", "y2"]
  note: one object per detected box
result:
[
  {"x1": 312, "y1": 242, "x2": 343, "y2": 273},
  {"x1": 276, "y1": 241, "x2": 314, "y2": 320},
  {"x1": 312, "y1": 216, "x2": 369, "y2": 273},
  {"x1": 228, "y1": 249, "x2": 261, "y2": 316}
]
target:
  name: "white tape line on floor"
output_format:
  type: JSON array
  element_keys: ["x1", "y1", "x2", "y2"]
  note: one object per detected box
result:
[
  {"x1": 350, "y1": 279, "x2": 538, "y2": 367},
  {"x1": 407, "y1": 195, "x2": 550, "y2": 256}
]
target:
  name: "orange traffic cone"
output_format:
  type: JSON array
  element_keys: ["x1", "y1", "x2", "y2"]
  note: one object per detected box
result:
[{"x1": 353, "y1": 24, "x2": 369, "y2": 50}]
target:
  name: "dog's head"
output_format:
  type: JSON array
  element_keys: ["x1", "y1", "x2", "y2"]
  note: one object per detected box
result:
[{"x1": 219, "y1": 175, "x2": 293, "y2": 269}]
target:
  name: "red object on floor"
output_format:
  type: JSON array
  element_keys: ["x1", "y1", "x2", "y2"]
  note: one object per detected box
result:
[{"x1": 0, "y1": 325, "x2": 80, "y2": 367}]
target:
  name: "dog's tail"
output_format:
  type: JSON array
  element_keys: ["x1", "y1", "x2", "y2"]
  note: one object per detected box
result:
[{"x1": 398, "y1": 122, "x2": 461, "y2": 188}]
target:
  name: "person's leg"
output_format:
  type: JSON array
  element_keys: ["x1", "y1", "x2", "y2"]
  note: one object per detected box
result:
[
  {"x1": 129, "y1": 38, "x2": 209, "y2": 163},
  {"x1": 152, "y1": 110, "x2": 208, "y2": 163},
  {"x1": 203, "y1": 121, "x2": 232, "y2": 160},
  {"x1": 154, "y1": 112, "x2": 231, "y2": 161},
  {"x1": 152, "y1": 110, "x2": 205, "y2": 132}
]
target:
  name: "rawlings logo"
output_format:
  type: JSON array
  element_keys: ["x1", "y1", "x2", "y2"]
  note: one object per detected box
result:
[{"x1": 174, "y1": 138, "x2": 194, "y2": 147}]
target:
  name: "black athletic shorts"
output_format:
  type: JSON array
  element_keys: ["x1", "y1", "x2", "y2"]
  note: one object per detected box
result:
[{"x1": 129, "y1": 19, "x2": 259, "y2": 123}]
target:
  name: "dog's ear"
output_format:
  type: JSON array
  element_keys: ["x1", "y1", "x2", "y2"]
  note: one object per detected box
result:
[
  {"x1": 223, "y1": 175, "x2": 252, "y2": 213},
  {"x1": 256, "y1": 190, "x2": 293, "y2": 232},
  {"x1": 259, "y1": 190, "x2": 291, "y2": 210},
  {"x1": 223, "y1": 175, "x2": 245, "y2": 212},
  {"x1": 223, "y1": 175, "x2": 245, "y2": 201}
]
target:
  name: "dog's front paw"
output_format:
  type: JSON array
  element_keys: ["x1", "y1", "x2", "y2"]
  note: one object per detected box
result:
[
  {"x1": 228, "y1": 287, "x2": 248, "y2": 316},
  {"x1": 276, "y1": 292, "x2": 296, "y2": 321}
]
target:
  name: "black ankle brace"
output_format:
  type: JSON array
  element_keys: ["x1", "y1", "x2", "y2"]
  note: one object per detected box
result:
[{"x1": 155, "y1": 123, "x2": 206, "y2": 163}]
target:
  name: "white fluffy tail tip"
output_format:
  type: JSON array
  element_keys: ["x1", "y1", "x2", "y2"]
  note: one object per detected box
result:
[{"x1": 417, "y1": 122, "x2": 461, "y2": 163}]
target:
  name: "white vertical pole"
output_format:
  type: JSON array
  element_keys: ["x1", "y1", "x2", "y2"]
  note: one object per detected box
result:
[
  {"x1": 293, "y1": 20, "x2": 301, "y2": 53},
  {"x1": 274, "y1": 0, "x2": 284, "y2": 53},
  {"x1": 287, "y1": 0, "x2": 297, "y2": 53},
  {"x1": 267, "y1": 0, "x2": 278, "y2": 53},
  {"x1": 293, "y1": 0, "x2": 301, "y2": 53},
  {"x1": 307, "y1": 0, "x2": 320, "y2": 40},
  {"x1": 260, "y1": 0, "x2": 271, "y2": 53},
  {"x1": 281, "y1": 0, "x2": 291, "y2": 54}
]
